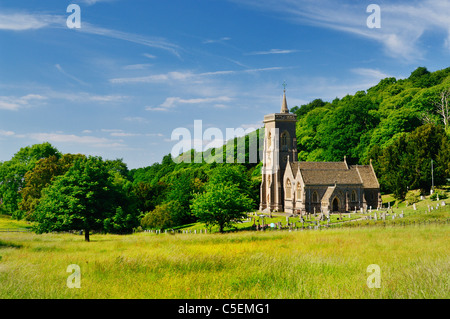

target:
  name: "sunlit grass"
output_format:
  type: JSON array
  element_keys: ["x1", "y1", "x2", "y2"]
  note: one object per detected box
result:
[{"x1": 1, "y1": 223, "x2": 448, "y2": 299}]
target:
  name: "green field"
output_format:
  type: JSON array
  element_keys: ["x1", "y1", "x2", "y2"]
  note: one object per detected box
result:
[
  {"x1": 1, "y1": 191, "x2": 449, "y2": 299},
  {"x1": 0, "y1": 222, "x2": 449, "y2": 298}
]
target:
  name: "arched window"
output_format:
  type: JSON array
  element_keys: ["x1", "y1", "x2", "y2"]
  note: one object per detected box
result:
[
  {"x1": 285, "y1": 179, "x2": 292, "y2": 199},
  {"x1": 267, "y1": 130, "x2": 272, "y2": 148},
  {"x1": 312, "y1": 191, "x2": 319, "y2": 203},
  {"x1": 351, "y1": 190, "x2": 357, "y2": 202},
  {"x1": 281, "y1": 131, "x2": 289, "y2": 151},
  {"x1": 297, "y1": 183, "x2": 301, "y2": 200}
]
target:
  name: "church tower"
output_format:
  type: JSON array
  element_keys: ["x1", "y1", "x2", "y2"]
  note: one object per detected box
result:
[{"x1": 259, "y1": 88, "x2": 297, "y2": 212}]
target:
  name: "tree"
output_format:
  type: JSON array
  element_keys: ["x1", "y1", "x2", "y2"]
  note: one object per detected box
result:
[
  {"x1": 374, "y1": 124, "x2": 450, "y2": 199},
  {"x1": 432, "y1": 88, "x2": 450, "y2": 131},
  {"x1": 0, "y1": 143, "x2": 60, "y2": 217},
  {"x1": 19, "y1": 154, "x2": 85, "y2": 220},
  {"x1": 33, "y1": 156, "x2": 133, "y2": 241},
  {"x1": 190, "y1": 182, "x2": 253, "y2": 233},
  {"x1": 166, "y1": 171, "x2": 202, "y2": 225}
]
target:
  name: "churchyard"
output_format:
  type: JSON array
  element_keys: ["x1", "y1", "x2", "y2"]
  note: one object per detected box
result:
[{"x1": 0, "y1": 190, "x2": 448, "y2": 298}]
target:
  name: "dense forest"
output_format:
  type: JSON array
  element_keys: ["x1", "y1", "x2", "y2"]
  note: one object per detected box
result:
[{"x1": 0, "y1": 66, "x2": 449, "y2": 235}]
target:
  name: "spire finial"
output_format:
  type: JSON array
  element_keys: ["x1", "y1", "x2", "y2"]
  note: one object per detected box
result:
[{"x1": 281, "y1": 81, "x2": 289, "y2": 113}]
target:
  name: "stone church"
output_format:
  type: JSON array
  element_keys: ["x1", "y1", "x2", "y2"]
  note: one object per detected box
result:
[{"x1": 259, "y1": 90, "x2": 382, "y2": 215}]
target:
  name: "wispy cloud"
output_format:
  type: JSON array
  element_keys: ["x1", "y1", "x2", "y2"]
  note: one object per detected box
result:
[
  {"x1": 142, "y1": 53, "x2": 157, "y2": 59},
  {"x1": 0, "y1": 12, "x2": 64, "y2": 30},
  {"x1": 110, "y1": 66, "x2": 285, "y2": 84},
  {"x1": 351, "y1": 68, "x2": 391, "y2": 80},
  {"x1": 203, "y1": 36, "x2": 232, "y2": 44},
  {"x1": 246, "y1": 49, "x2": 300, "y2": 55},
  {"x1": 0, "y1": 11, "x2": 181, "y2": 57},
  {"x1": 77, "y1": 22, "x2": 182, "y2": 58},
  {"x1": 161, "y1": 96, "x2": 232, "y2": 108},
  {"x1": 124, "y1": 116, "x2": 149, "y2": 123},
  {"x1": 0, "y1": 130, "x2": 15, "y2": 136},
  {"x1": 28, "y1": 132, "x2": 125, "y2": 148},
  {"x1": 0, "y1": 94, "x2": 47, "y2": 111},
  {"x1": 78, "y1": 0, "x2": 118, "y2": 5},
  {"x1": 231, "y1": 0, "x2": 450, "y2": 61},
  {"x1": 123, "y1": 64, "x2": 153, "y2": 70},
  {"x1": 146, "y1": 96, "x2": 233, "y2": 112},
  {"x1": 55, "y1": 64, "x2": 88, "y2": 85}
]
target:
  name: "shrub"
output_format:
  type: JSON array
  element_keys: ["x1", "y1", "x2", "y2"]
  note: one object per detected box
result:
[{"x1": 430, "y1": 191, "x2": 448, "y2": 201}]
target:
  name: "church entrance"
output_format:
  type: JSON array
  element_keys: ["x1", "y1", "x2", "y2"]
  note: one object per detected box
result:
[{"x1": 332, "y1": 197, "x2": 339, "y2": 212}]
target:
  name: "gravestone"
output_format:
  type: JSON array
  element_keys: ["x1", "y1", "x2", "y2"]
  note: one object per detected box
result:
[
  {"x1": 413, "y1": 203, "x2": 416, "y2": 210},
  {"x1": 442, "y1": 201, "x2": 446, "y2": 206}
]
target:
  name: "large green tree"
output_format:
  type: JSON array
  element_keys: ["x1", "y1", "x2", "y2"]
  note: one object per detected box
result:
[
  {"x1": 190, "y1": 165, "x2": 254, "y2": 233},
  {"x1": 33, "y1": 156, "x2": 137, "y2": 241},
  {"x1": 190, "y1": 183, "x2": 253, "y2": 233}
]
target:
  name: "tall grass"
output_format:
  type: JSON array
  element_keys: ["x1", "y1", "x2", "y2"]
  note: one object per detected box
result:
[{"x1": 0, "y1": 223, "x2": 448, "y2": 299}]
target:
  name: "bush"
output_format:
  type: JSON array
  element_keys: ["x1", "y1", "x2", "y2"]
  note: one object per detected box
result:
[
  {"x1": 141, "y1": 202, "x2": 174, "y2": 230},
  {"x1": 430, "y1": 191, "x2": 448, "y2": 201},
  {"x1": 405, "y1": 192, "x2": 419, "y2": 205}
]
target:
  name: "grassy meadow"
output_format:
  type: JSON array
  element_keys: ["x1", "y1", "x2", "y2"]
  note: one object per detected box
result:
[
  {"x1": 0, "y1": 191, "x2": 449, "y2": 299},
  {"x1": 0, "y1": 223, "x2": 449, "y2": 298}
]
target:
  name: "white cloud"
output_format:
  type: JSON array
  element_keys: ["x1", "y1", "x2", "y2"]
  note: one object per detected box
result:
[
  {"x1": 231, "y1": 0, "x2": 450, "y2": 61},
  {"x1": 78, "y1": 0, "x2": 117, "y2": 5},
  {"x1": 143, "y1": 53, "x2": 157, "y2": 59},
  {"x1": 124, "y1": 116, "x2": 149, "y2": 123},
  {"x1": 0, "y1": 13, "x2": 64, "y2": 30},
  {"x1": 159, "y1": 96, "x2": 232, "y2": 109},
  {"x1": 0, "y1": 130, "x2": 15, "y2": 136},
  {"x1": 145, "y1": 106, "x2": 171, "y2": 112},
  {"x1": 0, "y1": 94, "x2": 47, "y2": 111},
  {"x1": 78, "y1": 22, "x2": 181, "y2": 58},
  {"x1": 0, "y1": 11, "x2": 180, "y2": 57},
  {"x1": 123, "y1": 64, "x2": 153, "y2": 70},
  {"x1": 246, "y1": 49, "x2": 300, "y2": 55},
  {"x1": 46, "y1": 91, "x2": 126, "y2": 103},
  {"x1": 351, "y1": 68, "x2": 390, "y2": 80},
  {"x1": 110, "y1": 132, "x2": 141, "y2": 137},
  {"x1": 110, "y1": 67, "x2": 284, "y2": 84},
  {"x1": 55, "y1": 64, "x2": 88, "y2": 85},
  {"x1": 203, "y1": 37, "x2": 232, "y2": 44},
  {"x1": 29, "y1": 132, "x2": 121, "y2": 146}
]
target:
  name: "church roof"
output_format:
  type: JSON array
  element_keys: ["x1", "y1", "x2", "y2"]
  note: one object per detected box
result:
[
  {"x1": 355, "y1": 165, "x2": 380, "y2": 188},
  {"x1": 300, "y1": 168, "x2": 362, "y2": 185},
  {"x1": 298, "y1": 161, "x2": 348, "y2": 170},
  {"x1": 292, "y1": 161, "x2": 379, "y2": 187}
]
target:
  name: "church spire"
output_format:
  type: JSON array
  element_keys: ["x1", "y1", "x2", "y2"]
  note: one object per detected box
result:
[{"x1": 281, "y1": 82, "x2": 289, "y2": 113}]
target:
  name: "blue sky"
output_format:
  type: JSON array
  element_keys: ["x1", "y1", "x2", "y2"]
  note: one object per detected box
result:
[{"x1": 1, "y1": 0, "x2": 449, "y2": 169}]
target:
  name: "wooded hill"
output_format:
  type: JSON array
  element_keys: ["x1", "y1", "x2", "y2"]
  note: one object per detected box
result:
[{"x1": 0, "y1": 66, "x2": 449, "y2": 232}]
